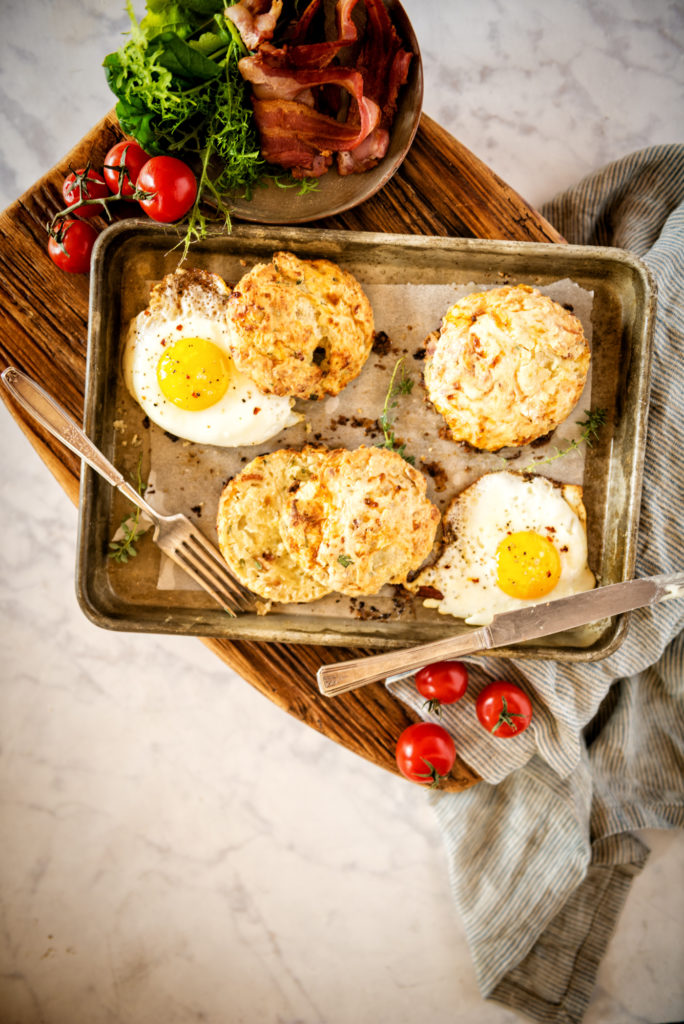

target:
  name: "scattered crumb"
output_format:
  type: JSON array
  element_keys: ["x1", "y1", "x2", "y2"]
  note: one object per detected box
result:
[
  {"x1": 422, "y1": 460, "x2": 448, "y2": 492},
  {"x1": 372, "y1": 330, "x2": 392, "y2": 355}
]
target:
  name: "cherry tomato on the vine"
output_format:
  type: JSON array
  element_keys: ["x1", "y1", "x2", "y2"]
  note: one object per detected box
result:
[
  {"x1": 47, "y1": 218, "x2": 99, "y2": 274},
  {"x1": 62, "y1": 167, "x2": 109, "y2": 217},
  {"x1": 103, "y1": 140, "x2": 152, "y2": 197},
  {"x1": 415, "y1": 660, "x2": 468, "y2": 714},
  {"x1": 136, "y1": 156, "x2": 197, "y2": 222},
  {"x1": 475, "y1": 681, "x2": 532, "y2": 738},
  {"x1": 395, "y1": 722, "x2": 456, "y2": 787}
]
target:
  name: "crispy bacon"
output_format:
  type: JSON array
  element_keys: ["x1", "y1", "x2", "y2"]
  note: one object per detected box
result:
[
  {"x1": 225, "y1": 0, "x2": 284, "y2": 51},
  {"x1": 234, "y1": 0, "x2": 413, "y2": 178},
  {"x1": 252, "y1": 96, "x2": 379, "y2": 175},
  {"x1": 337, "y1": 126, "x2": 389, "y2": 174},
  {"x1": 279, "y1": 0, "x2": 363, "y2": 69},
  {"x1": 335, "y1": 0, "x2": 412, "y2": 173},
  {"x1": 248, "y1": 104, "x2": 334, "y2": 178},
  {"x1": 355, "y1": 0, "x2": 412, "y2": 127},
  {"x1": 239, "y1": 53, "x2": 371, "y2": 108}
]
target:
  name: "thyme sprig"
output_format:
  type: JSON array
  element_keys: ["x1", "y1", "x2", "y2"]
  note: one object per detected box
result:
[
  {"x1": 377, "y1": 357, "x2": 415, "y2": 465},
  {"x1": 519, "y1": 407, "x2": 607, "y2": 473},
  {"x1": 108, "y1": 454, "x2": 148, "y2": 563}
]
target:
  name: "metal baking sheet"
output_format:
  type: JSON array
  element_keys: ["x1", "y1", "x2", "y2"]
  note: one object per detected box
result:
[{"x1": 79, "y1": 220, "x2": 656, "y2": 661}]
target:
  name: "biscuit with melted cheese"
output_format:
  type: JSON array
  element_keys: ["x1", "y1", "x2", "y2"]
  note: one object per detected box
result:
[
  {"x1": 217, "y1": 447, "x2": 331, "y2": 603},
  {"x1": 280, "y1": 445, "x2": 440, "y2": 597},
  {"x1": 424, "y1": 285, "x2": 590, "y2": 451},
  {"x1": 227, "y1": 251, "x2": 374, "y2": 399}
]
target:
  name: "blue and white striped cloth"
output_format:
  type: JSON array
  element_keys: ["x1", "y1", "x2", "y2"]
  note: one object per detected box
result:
[{"x1": 387, "y1": 145, "x2": 684, "y2": 1023}]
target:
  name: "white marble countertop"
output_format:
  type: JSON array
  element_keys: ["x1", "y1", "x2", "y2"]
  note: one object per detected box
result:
[{"x1": 1, "y1": 2, "x2": 683, "y2": 1022}]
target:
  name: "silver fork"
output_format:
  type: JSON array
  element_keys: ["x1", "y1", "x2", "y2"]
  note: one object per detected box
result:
[{"x1": 2, "y1": 366, "x2": 256, "y2": 616}]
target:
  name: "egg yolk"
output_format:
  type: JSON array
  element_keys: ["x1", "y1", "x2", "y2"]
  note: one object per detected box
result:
[
  {"x1": 496, "y1": 530, "x2": 561, "y2": 600},
  {"x1": 157, "y1": 337, "x2": 231, "y2": 411}
]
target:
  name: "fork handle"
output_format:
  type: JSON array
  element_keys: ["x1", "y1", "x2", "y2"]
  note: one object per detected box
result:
[{"x1": 2, "y1": 366, "x2": 154, "y2": 518}]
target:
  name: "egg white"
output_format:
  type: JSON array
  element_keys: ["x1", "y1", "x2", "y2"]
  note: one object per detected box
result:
[
  {"x1": 123, "y1": 310, "x2": 300, "y2": 446},
  {"x1": 411, "y1": 471, "x2": 595, "y2": 625}
]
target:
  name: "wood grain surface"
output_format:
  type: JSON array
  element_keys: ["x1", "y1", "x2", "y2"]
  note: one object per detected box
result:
[{"x1": 0, "y1": 109, "x2": 564, "y2": 792}]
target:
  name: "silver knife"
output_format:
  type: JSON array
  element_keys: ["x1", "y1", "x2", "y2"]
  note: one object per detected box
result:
[{"x1": 316, "y1": 572, "x2": 684, "y2": 697}]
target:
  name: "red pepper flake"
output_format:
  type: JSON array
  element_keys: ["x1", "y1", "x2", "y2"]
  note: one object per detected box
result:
[
  {"x1": 192, "y1": 391, "x2": 201, "y2": 398},
  {"x1": 253, "y1": 407, "x2": 261, "y2": 415}
]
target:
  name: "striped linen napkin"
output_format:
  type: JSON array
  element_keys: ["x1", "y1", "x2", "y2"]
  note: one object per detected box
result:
[{"x1": 387, "y1": 144, "x2": 684, "y2": 1023}]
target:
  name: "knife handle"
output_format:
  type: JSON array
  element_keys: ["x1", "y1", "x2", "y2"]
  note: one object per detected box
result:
[{"x1": 317, "y1": 627, "x2": 490, "y2": 697}]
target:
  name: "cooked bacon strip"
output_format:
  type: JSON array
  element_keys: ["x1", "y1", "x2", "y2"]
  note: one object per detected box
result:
[
  {"x1": 287, "y1": 0, "x2": 323, "y2": 44},
  {"x1": 226, "y1": 0, "x2": 284, "y2": 51},
  {"x1": 241, "y1": 52, "x2": 381, "y2": 170},
  {"x1": 336, "y1": 0, "x2": 412, "y2": 174},
  {"x1": 354, "y1": 0, "x2": 412, "y2": 125},
  {"x1": 240, "y1": 52, "x2": 368, "y2": 104},
  {"x1": 281, "y1": 0, "x2": 362, "y2": 69},
  {"x1": 247, "y1": 109, "x2": 334, "y2": 177},
  {"x1": 337, "y1": 126, "x2": 389, "y2": 174},
  {"x1": 252, "y1": 96, "x2": 379, "y2": 175},
  {"x1": 235, "y1": 0, "x2": 414, "y2": 178}
]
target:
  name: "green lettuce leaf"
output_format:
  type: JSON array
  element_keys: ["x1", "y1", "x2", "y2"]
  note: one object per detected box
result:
[{"x1": 150, "y1": 30, "x2": 223, "y2": 79}]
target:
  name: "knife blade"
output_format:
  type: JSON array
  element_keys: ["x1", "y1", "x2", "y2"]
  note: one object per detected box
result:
[{"x1": 316, "y1": 571, "x2": 684, "y2": 697}]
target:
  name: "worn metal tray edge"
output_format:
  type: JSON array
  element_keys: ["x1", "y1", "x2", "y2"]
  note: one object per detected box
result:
[{"x1": 77, "y1": 221, "x2": 656, "y2": 662}]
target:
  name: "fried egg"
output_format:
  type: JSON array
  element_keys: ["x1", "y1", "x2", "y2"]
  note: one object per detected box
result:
[
  {"x1": 406, "y1": 471, "x2": 595, "y2": 625},
  {"x1": 123, "y1": 268, "x2": 301, "y2": 446}
]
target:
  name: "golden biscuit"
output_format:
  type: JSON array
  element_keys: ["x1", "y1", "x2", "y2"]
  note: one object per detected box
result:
[
  {"x1": 216, "y1": 448, "x2": 330, "y2": 603},
  {"x1": 280, "y1": 445, "x2": 440, "y2": 597},
  {"x1": 424, "y1": 285, "x2": 590, "y2": 450},
  {"x1": 227, "y1": 251, "x2": 374, "y2": 399}
]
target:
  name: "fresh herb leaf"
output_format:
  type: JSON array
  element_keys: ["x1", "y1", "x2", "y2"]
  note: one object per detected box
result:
[
  {"x1": 108, "y1": 454, "x2": 149, "y2": 563},
  {"x1": 271, "y1": 174, "x2": 321, "y2": 195},
  {"x1": 337, "y1": 554, "x2": 354, "y2": 568},
  {"x1": 152, "y1": 30, "x2": 223, "y2": 79},
  {"x1": 178, "y1": 0, "x2": 226, "y2": 17},
  {"x1": 377, "y1": 357, "x2": 415, "y2": 464},
  {"x1": 576, "y1": 407, "x2": 608, "y2": 443},
  {"x1": 520, "y1": 407, "x2": 607, "y2": 472}
]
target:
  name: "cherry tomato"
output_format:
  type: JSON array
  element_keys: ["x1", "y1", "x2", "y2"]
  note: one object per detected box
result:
[
  {"x1": 476, "y1": 681, "x2": 532, "y2": 738},
  {"x1": 136, "y1": 156, "x2": 197, "y2": 222},
  {"x1": 47, "y1": 218, "x2": 99, "y2": 274},
  {"x1": 395, "y1": 722, "x2": 456, "y2": 786},
  {"x1": 415, "y1": 660, "x2": 468, "y2": 714},
  {"x1": 103, "y1": 140, "x2": 151, "y2": 197},
  {"x1": 62, "y1": 167, "x2": 109, "y2": 217}
]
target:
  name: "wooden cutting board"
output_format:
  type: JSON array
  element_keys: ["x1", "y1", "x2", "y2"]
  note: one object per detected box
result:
[{"x1": 0, "y1": 110, "x2": 564, "y2": 792}]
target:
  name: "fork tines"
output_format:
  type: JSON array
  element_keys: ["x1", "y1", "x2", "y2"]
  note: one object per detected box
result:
[{"x1": 173, "y1": 529, "x2": 255, "y2": 616}]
